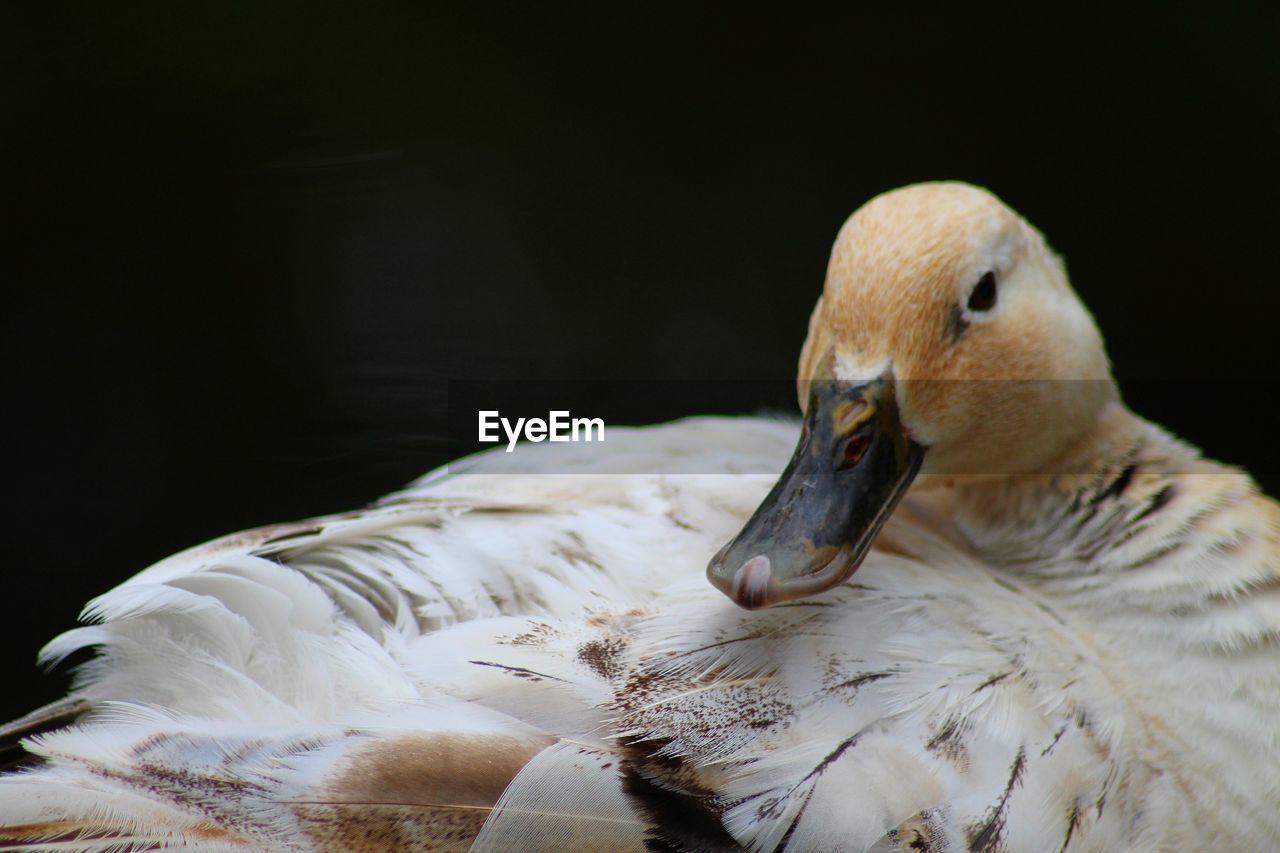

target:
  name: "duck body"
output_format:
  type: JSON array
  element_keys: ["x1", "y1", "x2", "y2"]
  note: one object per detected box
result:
[
  {"x1": 4, "y1": 183, "x2": 1279, "y2": 850},
  {"x1": 4, "y1": 413, "x2": 1278, "y2": 851}
]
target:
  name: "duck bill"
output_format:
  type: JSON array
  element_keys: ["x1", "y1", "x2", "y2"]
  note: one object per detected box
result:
[{"x1": 707, "y1": 375, "x2": 924, "y2": 609}]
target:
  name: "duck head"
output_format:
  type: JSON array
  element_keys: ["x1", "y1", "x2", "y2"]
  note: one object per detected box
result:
[{"x1": 707, "y1": 182, "x2": 1119, "y2": 609}]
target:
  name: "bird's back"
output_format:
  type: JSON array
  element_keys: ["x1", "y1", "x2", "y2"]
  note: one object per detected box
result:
[{"x1": 3, "y1": 415, "x2": 1278, "y2": 851}]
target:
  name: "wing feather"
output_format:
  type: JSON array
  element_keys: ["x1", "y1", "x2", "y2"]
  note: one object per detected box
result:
[{"x1": 472, "y1": 741, "x2": 647, "y2": 852}]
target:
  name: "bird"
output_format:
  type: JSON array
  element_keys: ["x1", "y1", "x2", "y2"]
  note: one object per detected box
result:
[{"x1": 4, "y1": 181, "x2": 1279, "y2": 851}]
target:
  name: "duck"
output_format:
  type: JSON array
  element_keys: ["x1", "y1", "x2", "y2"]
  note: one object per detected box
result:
[{"x1": 3, "y1": 181, "x2": 1279, "y2": 852}]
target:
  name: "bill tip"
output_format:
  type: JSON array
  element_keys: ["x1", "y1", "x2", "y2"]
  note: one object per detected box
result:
[{"x1": 730, "y1": 555, "x2": 773, "y2": 609}]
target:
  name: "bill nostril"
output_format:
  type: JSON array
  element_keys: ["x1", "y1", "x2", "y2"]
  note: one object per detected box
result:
[{"x1": 839, "y1": 436, "x2": 870, "y2": 470}]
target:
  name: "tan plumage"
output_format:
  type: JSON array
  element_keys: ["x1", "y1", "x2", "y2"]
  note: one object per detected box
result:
[{"x1": 3, "y1": 183, "x2": 1278, "y2": 851}]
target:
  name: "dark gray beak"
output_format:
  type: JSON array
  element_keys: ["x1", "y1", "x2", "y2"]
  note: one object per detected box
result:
[{"x1": 706, "y1": 374, "x2": 924, "y2": 609}]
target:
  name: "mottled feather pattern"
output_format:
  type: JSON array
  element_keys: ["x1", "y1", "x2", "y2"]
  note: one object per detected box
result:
[
  {"x1": 12, "y1": 182, "x2": 1280, "y2": 851},
  {"x1": 0, "y1": 420, "x2": 792, "y2": 851},
  {"x1": 3, "y1": 415, "x2": 1280, "y2": 850}
]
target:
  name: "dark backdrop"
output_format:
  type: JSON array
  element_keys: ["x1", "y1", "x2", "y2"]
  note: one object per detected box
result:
[{"x1": 3, "y1": 4, "x2": 1278, "y2": 721}]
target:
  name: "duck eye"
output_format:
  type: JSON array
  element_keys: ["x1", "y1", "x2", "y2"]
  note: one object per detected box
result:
[{"x1": 967, "y1": 271, "x2": 998, "y2": 312}]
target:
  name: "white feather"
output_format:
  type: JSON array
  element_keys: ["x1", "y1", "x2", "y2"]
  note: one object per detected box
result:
[{"x1": 3, "y1": 415, "x2": 1280, "y2": 851}]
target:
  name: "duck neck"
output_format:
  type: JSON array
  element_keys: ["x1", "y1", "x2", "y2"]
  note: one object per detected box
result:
[
  {"x1": 938, "y1": 401, "x2": 1278, "y2": 643},
  {"x1": 921, "y1": 402, "x2": 1280, "y2": 838}
]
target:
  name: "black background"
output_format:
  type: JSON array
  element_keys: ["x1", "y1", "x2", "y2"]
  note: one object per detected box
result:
[{"x1": 3, "y1": 4, "x2": 1278, "y2": 721}]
